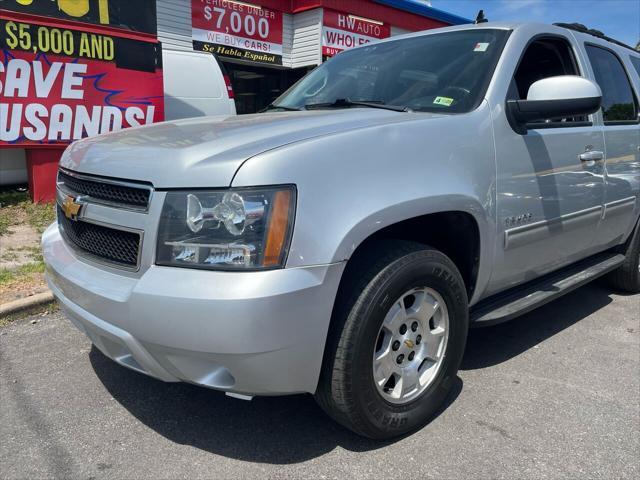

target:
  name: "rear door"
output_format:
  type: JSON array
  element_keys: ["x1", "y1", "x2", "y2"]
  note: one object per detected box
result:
[{"x1": 583, "y1": 44, "x2": 640, "y2": 249}]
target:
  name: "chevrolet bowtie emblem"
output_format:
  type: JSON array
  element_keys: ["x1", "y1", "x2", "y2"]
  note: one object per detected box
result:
[
  {"x1": 62, "y1": 195, "x2": 83, "y2": 221},
  {"x1": 404, "y1": 339, "x2": 415, "y2": 349}
]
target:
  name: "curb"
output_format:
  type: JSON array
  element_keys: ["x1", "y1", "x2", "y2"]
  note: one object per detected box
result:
[{"x1": 0, "y1": 291, "x2": 55, "y2": 318}]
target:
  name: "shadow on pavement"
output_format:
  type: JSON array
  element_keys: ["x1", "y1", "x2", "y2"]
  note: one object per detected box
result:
[
  {"x1": 90, "y1": 282, "x2": 614, "y2": 463},
  {"x1": 462, "y1": 282, "x2": 614, "y2": 370},
  {"x1": 90, "y1": 347, "x2": 462, "y2": 464}
]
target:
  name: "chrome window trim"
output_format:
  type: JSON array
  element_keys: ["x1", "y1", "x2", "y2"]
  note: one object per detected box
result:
[{"x1": 57, "y1": 167, "x2": 153, "y2": 213}]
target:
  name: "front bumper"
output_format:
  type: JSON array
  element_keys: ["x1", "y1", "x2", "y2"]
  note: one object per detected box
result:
[{"x1": 43, "y1": 223, "x2": 345, "y2": 396}]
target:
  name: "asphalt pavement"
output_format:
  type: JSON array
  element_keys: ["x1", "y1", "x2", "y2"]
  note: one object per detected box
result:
[{"x1": 1, "y1": 282, "x2": 639, "y2": 479}]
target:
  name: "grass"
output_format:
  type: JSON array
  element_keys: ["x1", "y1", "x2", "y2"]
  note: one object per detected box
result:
[
  {"x1": 0, "y1": 190, "x2": 56, "y2": 236},
  {"x1": 1, "y1": 246, "x2": 42, "y2": 263},
  {"x1": 0, "y1": 189, "x2": 52, "y2": 310},
  {"x1": 0, "y1": 262, "x2": 45, "y2": 285}
]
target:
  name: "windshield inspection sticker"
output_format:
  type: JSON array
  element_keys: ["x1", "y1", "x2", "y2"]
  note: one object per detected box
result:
[
  {"x1": 474, "y1": 42, "x2": 490, "y2": 52},
  {"x1": 433, "y1": 96, "x2": 454, "y2": 106}
]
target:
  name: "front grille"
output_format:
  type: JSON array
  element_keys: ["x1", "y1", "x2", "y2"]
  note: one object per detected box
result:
[
  {"x1": 58, "y1": 170, "x2": 151, "y2": 210},
  {"x1": 57, "y1": 206, "x2": 141, "y2": 267}
]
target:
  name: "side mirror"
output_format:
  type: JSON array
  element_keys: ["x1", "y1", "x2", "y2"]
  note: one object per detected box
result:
[{"x1": 507, "y1": 76, "x2": 602, "y2": 133}]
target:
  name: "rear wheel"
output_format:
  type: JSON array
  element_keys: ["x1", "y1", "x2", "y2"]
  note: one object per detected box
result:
[
  {"x1": 316, "y1": 241, "x2": 468, "y2": 439},
  {"x1": 605, "y1": 221, "x2": 640, "y2": 293}
]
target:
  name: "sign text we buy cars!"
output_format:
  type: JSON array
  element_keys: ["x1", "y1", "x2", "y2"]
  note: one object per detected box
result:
[
  {"x1": 0, "y1": 1, "x2": 164, "y2": 146},
  {"x1": 192, "y1": 0, "x2": 283, "y2": 65},
  {"x1": 322, "y1": 9, "x2": 390, "y2": 57}
]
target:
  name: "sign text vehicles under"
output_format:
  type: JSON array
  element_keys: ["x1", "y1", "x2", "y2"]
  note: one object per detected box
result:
[{"x1": 192, "y1": 0, "x2": 283, "y2": 65}]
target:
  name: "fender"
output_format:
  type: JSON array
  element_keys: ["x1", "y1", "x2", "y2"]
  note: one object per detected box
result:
[{"x1": 231, "y1": 104, "x2": 498, "y2": 304}]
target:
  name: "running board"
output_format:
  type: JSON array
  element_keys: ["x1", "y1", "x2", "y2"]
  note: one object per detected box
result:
[{"x1": 470, "y1": 253, "x2": 625, "y2": 327}]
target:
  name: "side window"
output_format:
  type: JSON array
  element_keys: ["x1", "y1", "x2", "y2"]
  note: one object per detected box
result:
[
  {"x1": 511, "y1": 37, "x2": 584, "y2": 123},
  {"x1": 585, "y1": 45, "x2": 638, "y2": 124}
]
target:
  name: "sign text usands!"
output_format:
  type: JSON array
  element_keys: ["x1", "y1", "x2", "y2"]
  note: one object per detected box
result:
[{"x1": 0, "y1": 52, "x2": 164, "y2": 145}]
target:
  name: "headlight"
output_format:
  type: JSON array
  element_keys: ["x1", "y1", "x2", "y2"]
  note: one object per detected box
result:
[{"x1": 156, "y1": 186, "x2": 296, "y2": 270}]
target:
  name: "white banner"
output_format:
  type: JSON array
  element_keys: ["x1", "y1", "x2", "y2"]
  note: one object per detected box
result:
[{"x1": 192, "y1": 27, "x2": 283, "y2": 56}]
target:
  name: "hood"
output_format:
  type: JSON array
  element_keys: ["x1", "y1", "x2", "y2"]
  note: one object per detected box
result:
[{"x1": 60, "y1": 109, "x2": 439, "y2": 188}]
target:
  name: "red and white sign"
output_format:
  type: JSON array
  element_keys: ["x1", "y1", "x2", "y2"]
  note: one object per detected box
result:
[
  {"x1": 0, "y1": 51, "x2": 164, "y2": 146},
  {"x1": 192, "y1": 0, "x2": 283, "y2": 62},
  {"x1": 322, "y1": 9, "x2": 390, "y2": 57}
]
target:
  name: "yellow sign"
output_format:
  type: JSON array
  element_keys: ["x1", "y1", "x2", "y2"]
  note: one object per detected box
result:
[
  {"x1": 8, "y1": 0, "x2": 110, "y2": 24},
  {"x1": 1, "y1": 0, "x2": 156, "y2": 35},
  {"x1": 4, "y1": 20, "x2": 115, "y2": 61}
]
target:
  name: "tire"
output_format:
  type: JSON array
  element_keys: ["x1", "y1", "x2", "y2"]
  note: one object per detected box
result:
[
  {"x1": 605, "y1": 220, "x2": 640, "y2": 293},
  {"x1": 316, "y1": 240, "x2": 468, "y2": 439}
]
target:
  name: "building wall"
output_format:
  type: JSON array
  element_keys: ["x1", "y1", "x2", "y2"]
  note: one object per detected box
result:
[
  {"x1": 157, "y1": 0, "x2": 193, "y2": 51},
  {"x1": 291, "y1": 9, "x2": 323, "y2": 68},
  {"x1": 156, "y1": 0, "x2": 440, "y2": 62},
  {"x1": 391, "y1": 25, "x2": 413, "y2": 36}
]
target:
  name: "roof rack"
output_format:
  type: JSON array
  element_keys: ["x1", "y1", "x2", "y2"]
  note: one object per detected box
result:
[{"x1": 554, "y1": 22, "x2": 636, "y2": 52}]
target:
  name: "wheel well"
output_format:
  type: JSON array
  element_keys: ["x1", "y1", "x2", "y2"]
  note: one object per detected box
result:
[{"x1": 343, "y1": 211, "x2": 480, "y2": 299}]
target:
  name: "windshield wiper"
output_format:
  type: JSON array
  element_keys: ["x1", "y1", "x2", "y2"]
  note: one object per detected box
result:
[
  {"x1": 261, "y1": 103, "x2": 303, "y2": 112},
  {"x1": 305, "y1": 98, "x2": 412, "y2": 112}
]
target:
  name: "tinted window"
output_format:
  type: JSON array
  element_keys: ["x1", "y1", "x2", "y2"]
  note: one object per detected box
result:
[
  {"x1": 585, "y1": 45, "x2": 637, "y2": 123},
  {"x1": 511, "y1": 37, "x2": 585, "y2": 124},
  {"x1": 630, "y1": 55, "x2": 640, "y2": 77},
  {"x1": 513, "y1": 38, "x2": 579, "y2": 100},
  {"x1": 274, "y1": 29, "x2": 509, "y2": 114}
]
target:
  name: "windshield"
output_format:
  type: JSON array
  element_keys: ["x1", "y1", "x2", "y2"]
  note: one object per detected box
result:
[{"x1": 273, "y1": 29, "x2": 509, "y2": 113}]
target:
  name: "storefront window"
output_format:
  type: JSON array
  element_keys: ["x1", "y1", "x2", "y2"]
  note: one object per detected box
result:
[{"x1": 223, "y1": 63, "x2": 309, "y2": 114}]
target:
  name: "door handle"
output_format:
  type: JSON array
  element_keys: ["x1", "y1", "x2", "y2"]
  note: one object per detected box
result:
[{"x1": 579, "y1": 150, "x2": 604, "y2": 162}]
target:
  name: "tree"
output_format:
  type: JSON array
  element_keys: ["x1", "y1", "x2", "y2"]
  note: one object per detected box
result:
[{"x1": 636, "y1": 41, "x2": 640, "y2": 52}]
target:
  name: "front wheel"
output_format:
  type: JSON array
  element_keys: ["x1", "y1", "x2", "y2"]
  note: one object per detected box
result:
[{"x1": 316, "y1": 241, "x2": 469, "y2": 439}]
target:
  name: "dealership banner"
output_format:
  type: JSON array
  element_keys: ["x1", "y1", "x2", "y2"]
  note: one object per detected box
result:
[
  {"x1": 192, "y1": 0, "x2": 283, "y2": 66},
  {"x1": 322, "y1": 9, "x2": 390, "y2": 57},
  {"x1": 0, "y1": 0, "x2": 157, "y2": 34},
  {"x1": 0, "y1": 16, "x2": 164, "y2": 146}
]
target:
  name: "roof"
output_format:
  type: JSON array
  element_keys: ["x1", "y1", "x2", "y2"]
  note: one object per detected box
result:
[
  {"x1": 373, "y1": 0, "x2": 472, "y2": 25},
  {"x1": 554, "y1": 23, "x2": 637, "y2": 52}
]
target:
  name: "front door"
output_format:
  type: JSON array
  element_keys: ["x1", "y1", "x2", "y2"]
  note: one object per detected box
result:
[{"x1": 489, "y1": 35, "x2": 605, "y2": 295}]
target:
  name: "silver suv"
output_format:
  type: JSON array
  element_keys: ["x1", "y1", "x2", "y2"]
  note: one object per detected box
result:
[{"x1": 43, "y1": 22, "x2": 640, "y2": 439}]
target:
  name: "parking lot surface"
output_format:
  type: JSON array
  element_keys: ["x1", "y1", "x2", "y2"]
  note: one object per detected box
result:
[{"x1": 1, "y1": 282, "x2": 639, "y2": 479}]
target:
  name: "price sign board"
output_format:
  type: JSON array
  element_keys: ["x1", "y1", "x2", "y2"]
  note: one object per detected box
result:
[
  {"x1": 192, "y1": 0, "x2": 283, "y2": 65},
  {"x1": 0, "y1": 7, "x2": 164, "y2": 147},
  {"x1": 0, "y1": 0, "x2": 157, "y2": 34}
]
